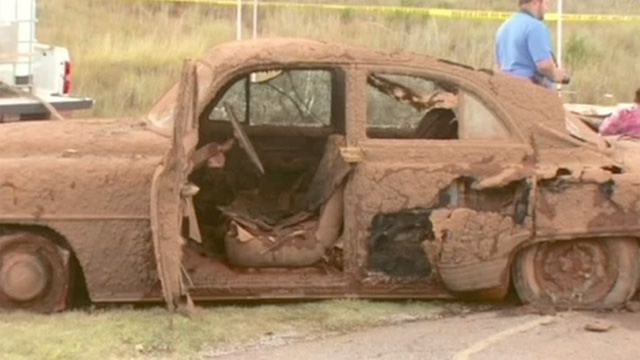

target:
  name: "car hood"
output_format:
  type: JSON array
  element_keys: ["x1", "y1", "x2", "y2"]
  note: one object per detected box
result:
[{"x1": 0, "y1": 118, "x2": 168, "y2": 159}]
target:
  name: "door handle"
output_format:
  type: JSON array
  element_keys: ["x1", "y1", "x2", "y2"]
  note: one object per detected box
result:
[{"x1": 340, "y1": 146, "x2": 365, "y2": 164}]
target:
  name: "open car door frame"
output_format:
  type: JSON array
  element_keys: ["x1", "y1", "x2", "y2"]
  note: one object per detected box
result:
[{"x1": 150, "y1": 60, "x2": 199, "y2": 310}]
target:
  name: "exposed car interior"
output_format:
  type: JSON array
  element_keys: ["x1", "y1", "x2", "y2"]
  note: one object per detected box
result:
[{"x1": 186, "y1": 67, "x2": 348, "y2": 277}]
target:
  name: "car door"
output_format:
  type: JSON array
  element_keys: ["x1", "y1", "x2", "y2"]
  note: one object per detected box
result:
[
  {"x1": 150, "y1": 61, "x2": 199, "y2": 309},
  {"x1": 347, "y1": 67, "x2": 535, "y2": 298}
]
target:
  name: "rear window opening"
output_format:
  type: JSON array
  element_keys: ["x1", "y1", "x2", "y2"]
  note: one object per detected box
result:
[{"x1": 366, "y1": 72, "x2": 510, "y2": 141}]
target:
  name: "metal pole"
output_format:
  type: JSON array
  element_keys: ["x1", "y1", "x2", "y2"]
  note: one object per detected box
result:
[
  {"x1": 557, "y1": 0, "x2": 563, "y2": 68},
  {"x1": 28, "y1": 0, "x2": 35, "y2": 93},
  {"x1": 253, "y1": 0, "x2": 258, "y2": 40},
  {"x1": 250, "y1": 0, "x2": 258, "y2": 83},
  {"x1": 236, "y1": 0, "x2": 242, "y2": 40},
  {"x1": 13, "y1": 0, "x2": 19, "y2": 89},
  {"x1": 556, "y1": 0, "x2": 563, "y2": 94}
]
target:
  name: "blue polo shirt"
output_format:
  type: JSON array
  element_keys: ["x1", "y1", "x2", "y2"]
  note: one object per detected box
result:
[{"x1": 495, "y1": 10, "x2": 553, "y2": 82}]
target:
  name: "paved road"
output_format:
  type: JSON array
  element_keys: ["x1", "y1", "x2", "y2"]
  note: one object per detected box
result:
[{"x1": 211, "y1": 307, "x2": 640, "y2": 360}]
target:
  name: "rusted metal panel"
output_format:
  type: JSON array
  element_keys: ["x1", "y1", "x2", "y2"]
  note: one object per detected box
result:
[
  {"x1": 0, "y1": 151, "x2": 164, "y2": 302},
  {"x1": 430, "y1": 208, "x2": 531, "y2": 292},
  {"x1": 351, "y1": 153, "x2": 533, "y2": 293},
  {"x1": 536, "y1": 174, "x2": 640, "y2": 240}
]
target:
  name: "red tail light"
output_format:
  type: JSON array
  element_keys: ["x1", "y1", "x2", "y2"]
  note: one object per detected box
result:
[{"x1": 63, "y1": 61, "x2": 71, "y2": 94}]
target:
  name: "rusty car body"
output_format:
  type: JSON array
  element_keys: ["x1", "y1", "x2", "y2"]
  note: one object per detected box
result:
[{"x1": 1, "y1": 38, "x2": 639, "y2": 313}]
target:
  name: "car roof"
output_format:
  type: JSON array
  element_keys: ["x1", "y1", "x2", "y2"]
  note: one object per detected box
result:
[{"x1": 151, "y1": 38, "x2": 573, "y2": 150}]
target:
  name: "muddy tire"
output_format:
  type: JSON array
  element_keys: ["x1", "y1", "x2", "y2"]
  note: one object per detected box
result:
[
  {"x1": 513, "y1": 238, "x2": 639, "y2": 309},
  {"x1": 0, "y1": 232, "x2": 72, "y2": 313}
]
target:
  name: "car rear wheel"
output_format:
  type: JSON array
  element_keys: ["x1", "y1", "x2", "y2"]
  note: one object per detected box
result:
[
  {"x1": 513, "y1": 238, "x2": 639, "y2": 309},
  {"x1": 0, "y1": 232, "x2": 72, "y2": 313}
]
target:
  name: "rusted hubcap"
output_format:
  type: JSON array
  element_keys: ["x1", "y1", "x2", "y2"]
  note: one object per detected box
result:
[
  {"x1": 534, "y1": 240, "x2": 616, "y2": 305},
  {"x1": 0, "y1": 253, "x2": 49, "y2": 302}
]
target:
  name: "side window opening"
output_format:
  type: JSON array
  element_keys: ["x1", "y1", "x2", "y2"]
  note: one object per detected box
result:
[
  {"x1": 209, "y1": 68, "x2": 333, "y2": 127},
  {"x1": 366, "y1": 72, "x2": 509, "y2": 140}
]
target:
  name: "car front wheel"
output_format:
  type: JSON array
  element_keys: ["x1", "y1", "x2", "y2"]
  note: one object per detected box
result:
[
  {"x1": 513, "y1": 238, "x2": 639, "y2": 309},
  {"x1": 0, "y1": 232, "x2": 72, "y2": 313}
]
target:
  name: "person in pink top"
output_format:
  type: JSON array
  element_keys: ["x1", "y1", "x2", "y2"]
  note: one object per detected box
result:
[{"x1": 599, "y1": 88, "x2": 640, "y2": 137}]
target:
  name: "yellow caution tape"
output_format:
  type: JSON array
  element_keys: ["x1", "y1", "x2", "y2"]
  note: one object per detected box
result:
[
  {"x1": 148, "y1": 0, "x2": 640, "y2": 22},
  {"x1": 545, "y1": 13, "x2": 640, "y2": 22}
]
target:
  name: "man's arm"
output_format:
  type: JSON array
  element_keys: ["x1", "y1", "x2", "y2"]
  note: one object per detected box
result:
[
  {"x1": 527, "y1": 24, "x2": 567, "y2": 83},
  {"x1": 536, "y1": 58, "x2": 567, "y2": 83}
]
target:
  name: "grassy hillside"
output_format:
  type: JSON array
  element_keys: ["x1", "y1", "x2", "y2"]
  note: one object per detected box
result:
[{"x1": 37, "y1": 0, "x2": 640, "y2": 117}]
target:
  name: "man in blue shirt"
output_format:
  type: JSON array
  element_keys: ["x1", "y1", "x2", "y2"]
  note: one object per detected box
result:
[{"x1": 495, "y1": 0, "x2": 567, "y2": 87}]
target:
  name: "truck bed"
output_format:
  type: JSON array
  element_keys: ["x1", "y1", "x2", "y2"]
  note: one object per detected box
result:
[{"x1": 0, "y1": 94, "x2": 94, "y2": 121}]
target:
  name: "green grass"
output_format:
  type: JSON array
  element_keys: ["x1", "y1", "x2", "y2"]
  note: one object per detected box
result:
[
  {"x1": 0, "y1": 300, "x2": 459, "y2": 360},
  {"x1": 36, "y1": 0, "x2": 640, "y2": 118}
]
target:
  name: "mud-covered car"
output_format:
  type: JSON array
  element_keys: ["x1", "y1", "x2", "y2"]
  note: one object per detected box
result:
[{"x1": 1, "y1": 38, "x2": 639, "y2": 313}]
